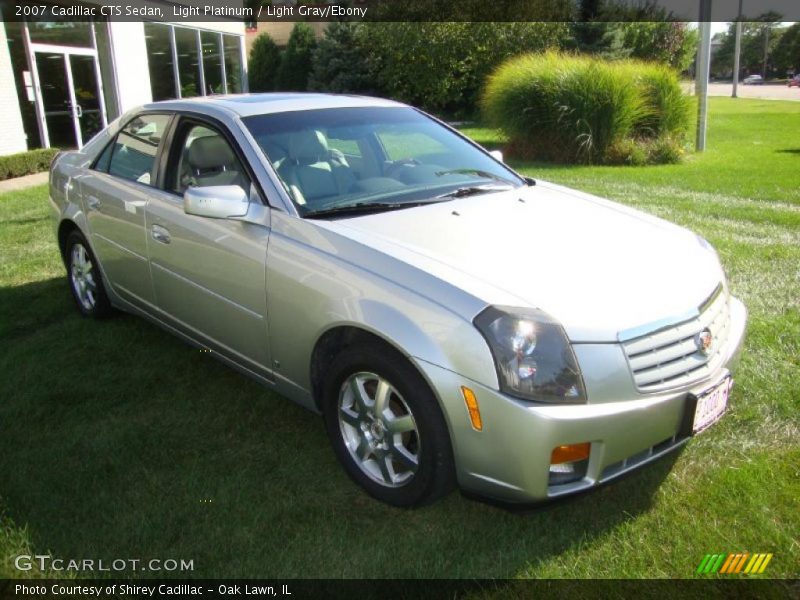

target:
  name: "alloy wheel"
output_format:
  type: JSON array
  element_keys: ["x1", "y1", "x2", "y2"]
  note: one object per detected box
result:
[
  {"x1": 70, "y1": 242, "x2": 98, "y2": 311},
  {"x1": 337, "y1": 371, "x2": 420, "y2": 487}
]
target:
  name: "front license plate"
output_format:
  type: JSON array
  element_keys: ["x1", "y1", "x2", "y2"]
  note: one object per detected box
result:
[{"x1": 692, "y1": 376, "x2": 733, "y2": 434}]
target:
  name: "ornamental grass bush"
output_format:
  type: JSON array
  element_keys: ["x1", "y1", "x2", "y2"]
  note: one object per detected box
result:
[{"x1": 481, "y1": 52, "x2": 690, "y2": 164}]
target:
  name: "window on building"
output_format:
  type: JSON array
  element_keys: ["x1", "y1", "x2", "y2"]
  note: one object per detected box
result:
[
  {"x1": 144, "y1": 25, "x2": 245, "y2": 100},
  {"x1": 223, "y1": 35, "x2": 243, "y2": 94},
  {"x1": 28, "y1": 21, "x2": 93, "y2": 48},
  {"x1": 144, "y1": 23, "x2": 176, "y2": 101},
  {"x1": 201, "y1": 32, "x2": 224, "y2": 95},
  {"x1": 174, "y1": 27, "x2": 201, "y2": 98},
  {"x1": 107, "y1": 114, "x2": 170, "y2": 185}
]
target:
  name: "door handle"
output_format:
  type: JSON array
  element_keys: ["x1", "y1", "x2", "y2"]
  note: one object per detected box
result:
[
  {"x1": 74, "y1": 104, "x2": 83, "y2": 118},
  {"x1": 87, "y1": 196, "x2": 101, "y2": 210},
  {"x1": 151, "y1": 224, "x2": 171, "y2": 244}
]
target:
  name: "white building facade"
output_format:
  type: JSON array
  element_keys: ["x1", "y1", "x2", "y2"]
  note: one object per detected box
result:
[{"x1": 1, "y1": 8, "x2": 247, "y2": 156}]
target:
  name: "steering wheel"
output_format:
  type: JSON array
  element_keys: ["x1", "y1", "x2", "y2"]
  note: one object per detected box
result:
[{"x1": 385, "y1": 157, "x2": 421, "y2": 178}]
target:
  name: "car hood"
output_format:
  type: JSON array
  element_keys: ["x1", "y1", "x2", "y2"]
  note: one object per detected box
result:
[{"x1": 312, "y1": 181, "x2": 724, "y2": 342}]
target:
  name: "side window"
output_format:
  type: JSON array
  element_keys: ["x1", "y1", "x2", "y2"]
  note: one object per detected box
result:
[
  {"x1": 93, "y1": 140, "x2": 113, "y2": 172},
  {"x1": 107, "y1": 114, "x2": 170, "y2": 185},
  {"x1": 170, "y1": 122, "x2": 250, "y2": 195}
]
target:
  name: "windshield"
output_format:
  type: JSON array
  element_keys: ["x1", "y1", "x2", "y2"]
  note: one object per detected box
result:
[{"x1": 242, "y1": 106, "x2": 525, "y2": 217}]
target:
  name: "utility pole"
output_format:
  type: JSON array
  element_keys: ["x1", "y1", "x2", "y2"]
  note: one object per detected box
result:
[
  {"x1": 732, "y1": 0, "x2": 743, "y2": 97},
  {"x1": 696, "y1": 0, "x2": 713, "y2": 151}
]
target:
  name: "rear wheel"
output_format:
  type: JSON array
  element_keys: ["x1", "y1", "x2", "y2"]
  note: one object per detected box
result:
[
  {"x1": 321, "y1": 343, "x2": 455, "y2": 507},
  {"x1": 65, "y1": 230, "x2": 113, "y2": 318}
]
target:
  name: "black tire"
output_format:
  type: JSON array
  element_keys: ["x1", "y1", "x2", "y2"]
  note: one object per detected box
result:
[
  {"x1": 64, "y1": 230, "x2": 113, "y2": 318},
  {"x1": 321, "y1": 342, "x2": 456, "y2": 507}
]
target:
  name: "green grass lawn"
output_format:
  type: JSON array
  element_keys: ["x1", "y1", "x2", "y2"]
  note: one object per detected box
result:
[{"x1": 0, "y1": 98, "x2": 798, "y2": 580}]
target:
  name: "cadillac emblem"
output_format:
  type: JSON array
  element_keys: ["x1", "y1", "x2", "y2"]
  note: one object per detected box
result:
[{"x1": 696, "y1": 329, "x2": 714, "y2": 355}]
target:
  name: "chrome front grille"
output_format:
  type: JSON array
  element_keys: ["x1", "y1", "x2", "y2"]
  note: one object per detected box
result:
[{"x1": 622, "y1": 286, "x2": 731, "y2": 392}]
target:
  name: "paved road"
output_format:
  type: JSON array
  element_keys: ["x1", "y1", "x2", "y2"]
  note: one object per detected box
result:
[{"x1": 703, "y1": 83, "x2": 800, "y2": 101}]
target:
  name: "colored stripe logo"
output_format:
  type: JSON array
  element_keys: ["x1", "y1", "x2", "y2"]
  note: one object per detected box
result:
[{"x1": 696, "y1": 553, "x2": 773, "y2": 574}]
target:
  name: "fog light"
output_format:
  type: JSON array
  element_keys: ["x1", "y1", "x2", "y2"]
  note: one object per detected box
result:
[
  {"x1": 461, "y1": 386, "x2": 482, "y2": 431},
  {"x1": 549, "y1": 443, "x2": 590, "y2": 485}
]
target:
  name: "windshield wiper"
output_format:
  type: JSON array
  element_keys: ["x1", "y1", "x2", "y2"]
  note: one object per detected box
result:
[
  {"x1": 435, "y1": 183, "x2": 513, "y2": 199},
  {"x1": 435, "y1": 168, "x2": 517, "y2": 186},
  {"x1": 304, "y1": 200, "x2": 445, "y2": 219}
]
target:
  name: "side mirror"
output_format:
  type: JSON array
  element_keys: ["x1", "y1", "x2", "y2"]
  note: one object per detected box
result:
[
  {"x1": 489, "y1": 150, "x2": 504, "y2": 163},
  {"x1": 183, "y1": 185, "x2": 249, "y2": 219}
]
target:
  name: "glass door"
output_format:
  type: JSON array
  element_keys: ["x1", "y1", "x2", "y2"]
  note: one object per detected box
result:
[
  {"x1": 31, "y1": 48, "x2": 106, "y2": 149},
  {"x1": 68, "y1": 54, "x2": 104, "y2": 144},
  {"x1": 34, "y1": 51, "x2": 78, "y2": 148}
]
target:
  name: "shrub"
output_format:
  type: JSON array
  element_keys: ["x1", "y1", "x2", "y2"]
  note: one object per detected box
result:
[
  {"x1": 0, "y1": 148, "x2": 60, "y2": 181},
  {"x1": 306, "y1": 23, "x2": 569, "y2": 117},
  {"x1": 604, "y1": 136, "x2": 685, "y2": 166},
  {"x1": 605, "y1": 138, "x2": 649, "y2": 166},
  {"x1": 275, "y1": 23, "x2": 317, "y2": 91},
  {"x1": 648, "y1": 135, "x2": 686, "y2": 164},
  {"x1": 249, "y1": 33, "x2": 281, "y2": 92},
  {"x1": 368, "y1": 23, "x2": 569, "y2": 117},
  {"x1": 481, "y1": 52, "x2": 689, "y2": 164}
]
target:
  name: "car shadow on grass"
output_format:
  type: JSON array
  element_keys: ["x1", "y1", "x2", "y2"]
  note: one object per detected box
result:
[{"x1": 0, "y1": 278, "x2": 681, "y2": 579}]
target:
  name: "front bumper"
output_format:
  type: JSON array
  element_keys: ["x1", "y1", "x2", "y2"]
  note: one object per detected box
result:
[{"x1": 414, "y1": 297, "x2": 747, "y2": 504}]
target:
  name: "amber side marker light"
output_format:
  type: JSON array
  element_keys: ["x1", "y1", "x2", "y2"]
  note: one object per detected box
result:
[
  {"x1": 461, "y1": 386, "x2": 483, "y2": 431},
  {"x1": 551, "y1": 443, "x2": 591, "y2": 465},
  {"x1": 549, "y1": 442, "x2": 591, "y2": 485}
]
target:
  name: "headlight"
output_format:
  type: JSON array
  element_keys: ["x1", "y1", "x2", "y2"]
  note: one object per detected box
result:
[{"x1": 474, "y1": 306, "x2": 586, "y2": 404}]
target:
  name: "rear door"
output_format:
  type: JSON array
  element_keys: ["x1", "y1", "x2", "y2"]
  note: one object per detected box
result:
[
  {"x1": 81, "y1": 113, "x2": 172, "y2": 308},
  {"x1": 145, "y1": 115, "x2": 272, "y2": 378}
]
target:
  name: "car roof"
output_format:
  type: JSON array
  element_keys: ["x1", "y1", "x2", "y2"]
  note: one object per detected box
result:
[{"x1": 140, "y1": 92, "x2": 406, "y2": 119}]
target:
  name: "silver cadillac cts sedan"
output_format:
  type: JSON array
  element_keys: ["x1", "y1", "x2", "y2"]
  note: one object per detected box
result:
[{"x1": 50, "y1": 93, "x2": 747, "y2": 507}]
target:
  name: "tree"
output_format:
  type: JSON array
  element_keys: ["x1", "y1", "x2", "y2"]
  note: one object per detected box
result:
[
  {"x1": 711, "y1": 13, "x2": 784, "y2": 79},
  {"x1": 275, "y1": 23, "x2": 317, "y2": 92},
  {"x1": 567, "y1": 0, "x2": 697, "y2": 72},
  {"x1": 772, "y1": 22, "x2": 800, "y2": 75},
  {"x1": 569, "y1": 22, "x2": 630, "y2": 60},
  {"x1": 307, "y1": 23, "x2": 375, "y2": 94},
  {"x1": 248, "y1": 33, "x2": 281, "y2": 92},
  {"x1": 619, "y1": 22, "x2": 698, "y2": 72}
]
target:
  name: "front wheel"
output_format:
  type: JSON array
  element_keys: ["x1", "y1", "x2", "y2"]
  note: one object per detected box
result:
[{"x1": 321, "y1": 344, "x2": 455, "y2": 507}]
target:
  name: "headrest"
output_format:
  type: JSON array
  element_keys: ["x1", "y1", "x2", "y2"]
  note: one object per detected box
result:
[
  {"x1": 188, "y1": 135, "x2": 236, "y2": 170},
  {"x1": 261, "y1": 141, "x2": 287, "y2": 166},
  {"x1": 288, "y1": 130, "x2": 328, "y2": 162}
]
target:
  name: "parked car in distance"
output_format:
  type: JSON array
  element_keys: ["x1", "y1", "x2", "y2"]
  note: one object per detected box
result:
[
  {"x1": 743, "y1": 74, "x2": 764, "y2": 85},
  {"x1": 788, "y1": 75, "x2": 800, "y2": 88},
  {"x1": 49, "y1": 94, "x2": 747, "y2": 507}
]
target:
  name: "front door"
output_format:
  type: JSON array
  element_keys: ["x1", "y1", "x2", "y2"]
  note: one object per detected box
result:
[
  {"x1": 145, "y1": 118, "x2": 272, "y2": 377},
  {"x1": 33, "y1": 49, "x2": 106, "y2": 149}
]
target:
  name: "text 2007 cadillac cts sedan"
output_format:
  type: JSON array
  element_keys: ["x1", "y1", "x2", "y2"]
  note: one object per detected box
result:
[{"x1": 50, "y1": 94, "x2": 747, "y2": 507}]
